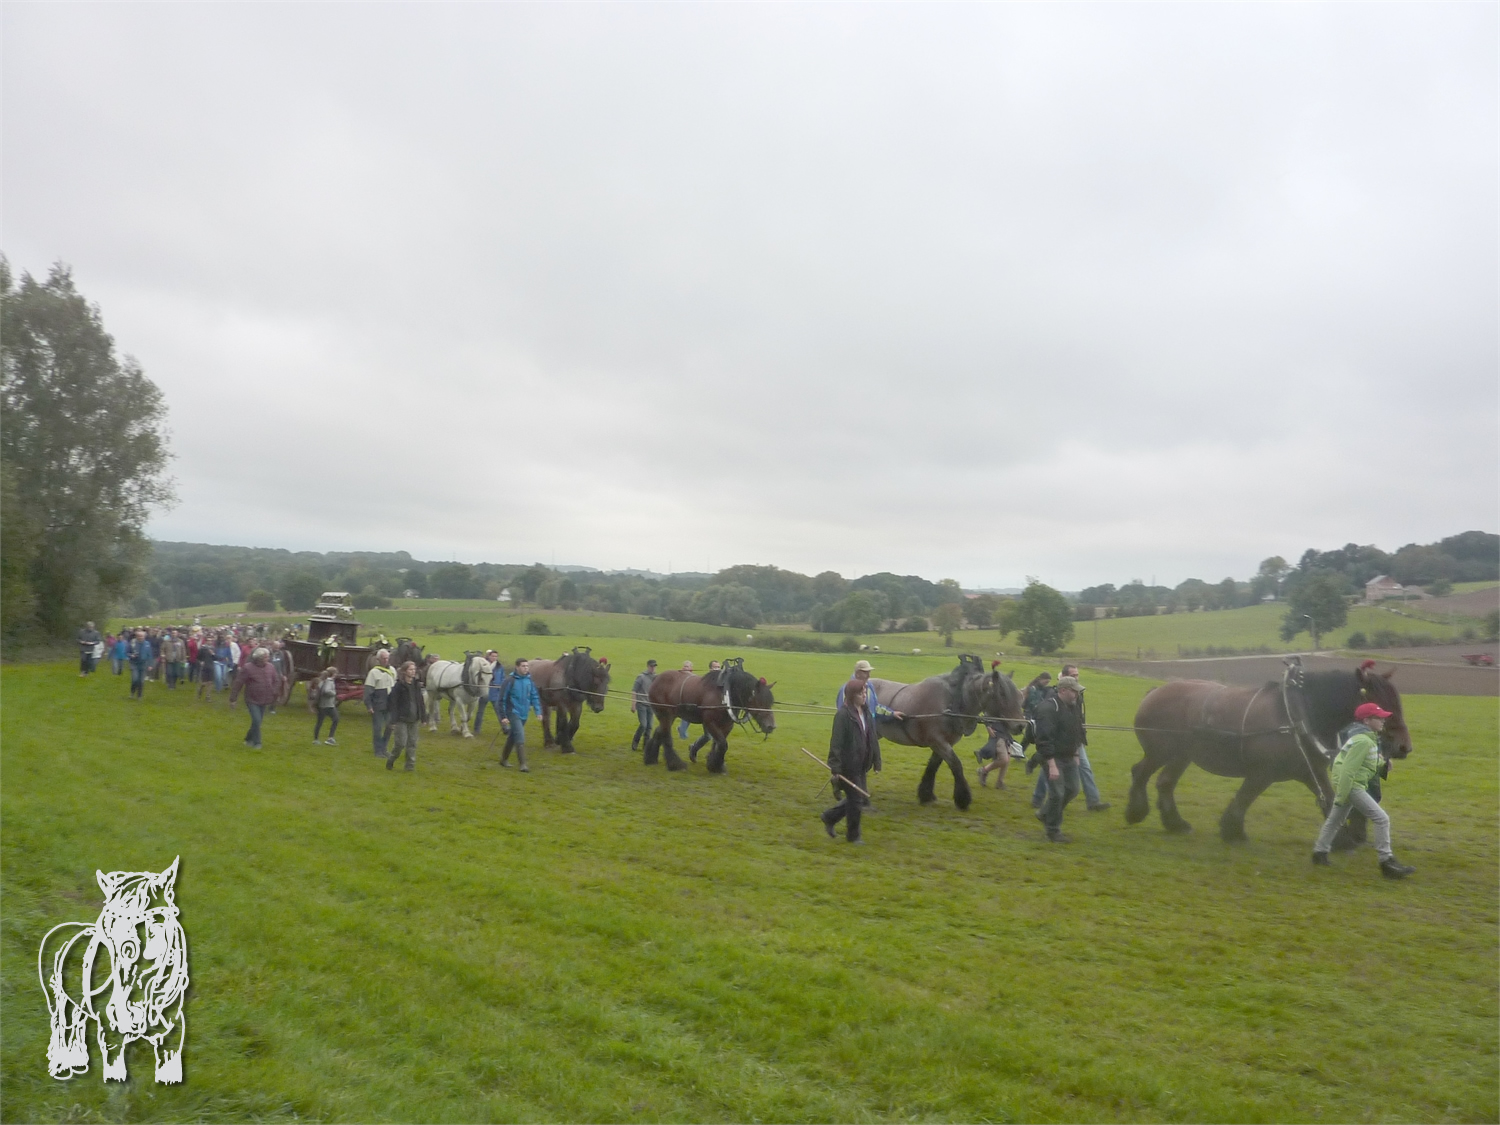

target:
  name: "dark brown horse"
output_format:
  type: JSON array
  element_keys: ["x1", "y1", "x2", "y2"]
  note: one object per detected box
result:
[
  {"x1": 1128, "y1": 659, "x2": 1413, "y2": 842},
  {"x1": 531, "y1": 647, "x2": 611, "y2": 754},
  {"x1": 870, "y1": 655, "x2": 1026, "y2": 810},
  {"x1": 646, "y1": 657, "x2": 776, "y2": 773}
]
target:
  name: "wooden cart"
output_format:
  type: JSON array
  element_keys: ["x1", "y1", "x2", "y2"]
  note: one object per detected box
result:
[{"x1": 284, "y1": 593, "x2": 374, "y2": 704}]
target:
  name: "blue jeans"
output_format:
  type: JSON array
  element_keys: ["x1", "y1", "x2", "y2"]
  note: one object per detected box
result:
[
  {"x1": 244, "y1": 702, "x2": 266, "y2": 748},
  {"x1": 473, "y1": 697, "x2": 502, "y2": 733},
  {"x1": 1033, "y1": 745, "x2": 1103, "y2": 808},
  {"x1": 129, "y1": 665, "x2": 146, "y2": 698},
  {"x1": 371, "y1": 709, "x2": 391, "y2": 756},
  {"x1": 633, "y1": 704, "x2": 654, "y2": 745},
  {"x1": 214, "y1": 663, "x2": 227, "y2": 690}
]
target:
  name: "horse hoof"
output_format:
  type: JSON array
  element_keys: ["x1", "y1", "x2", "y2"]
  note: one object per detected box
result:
[
  {"x1": 953, "y1": 791, "x2": 972, "y2": 811},
  {"x1": 1163, "y1": 820, "x2": 1193, "y2": 834},
  {"x1": 1125, "y1": 798, "x2": 1150, "y2": 825},
  {"x1": 1219, "y1": 825, "x2": 1247, "y2": 843},
  {"x1": 560, "y1": 746, "x2": 575, "y2": 755},
  {"x1": 667, "y1": 761, "x2": 688, "y2": 772},
  {"x1": 918, "y1": 792, "x2": 936, "y2": 805}
]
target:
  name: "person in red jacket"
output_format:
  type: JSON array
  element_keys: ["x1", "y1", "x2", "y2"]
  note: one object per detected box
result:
[{"x1": 229, "y1": 647, "x2": 285, "y2": 750}]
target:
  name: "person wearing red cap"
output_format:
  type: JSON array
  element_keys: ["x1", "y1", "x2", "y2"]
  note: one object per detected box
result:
[{"x1": 1312, "y1": 701, "x2": 1414, "y2": 878}]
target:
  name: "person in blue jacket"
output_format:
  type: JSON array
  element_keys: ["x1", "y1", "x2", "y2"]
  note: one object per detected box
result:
[
  {"x1": 126, "y1": 629, "x2": 153, "y2": 700},
  {"x1": 498, "y1": 657, "x2": 543, "y2": 772},
  {"x1": 472, "y1": 651, "x2": 506, "y2": 735}
]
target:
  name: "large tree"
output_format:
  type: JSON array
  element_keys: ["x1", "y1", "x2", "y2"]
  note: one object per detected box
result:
[
  {"x1": 1, "y1": 260, "x2": 174, "y2": 639},
  {"x1": 1280, "y1": 573, "x2": 1348, "y2": 650},
  {"x1": 1014, "y1": 581, "x2": 1075, "y2": 655}
]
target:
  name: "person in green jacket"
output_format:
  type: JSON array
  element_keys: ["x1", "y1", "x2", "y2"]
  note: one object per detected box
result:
[{"x1": 1312, "y1": 702, "x2": 1414, "y2": 878}]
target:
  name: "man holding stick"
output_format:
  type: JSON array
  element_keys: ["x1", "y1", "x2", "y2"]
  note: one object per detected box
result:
[{"x1": 820, "y1": 680, "x2": 881, "y2": 844}]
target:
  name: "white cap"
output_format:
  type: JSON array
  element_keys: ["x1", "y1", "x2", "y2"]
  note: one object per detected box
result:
[{"x1": 853, "y1": 659, "x2": 874, "y2": 673}]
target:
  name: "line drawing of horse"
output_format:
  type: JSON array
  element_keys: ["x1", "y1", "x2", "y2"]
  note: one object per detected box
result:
[
  {"x1": 424, "y1": 652, "x2": 494, "y2": 737},
  {"x1": 38, "y1": 857, "x2": 189, "y2": 1084}
]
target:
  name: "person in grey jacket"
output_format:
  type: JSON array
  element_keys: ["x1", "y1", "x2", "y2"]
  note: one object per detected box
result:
[
  {"x1": 313, "y1": 667, "x2": 341, "y2": 744},
  {"x1": 631, "y1": 660, "x2": 658, "y2": 752}
]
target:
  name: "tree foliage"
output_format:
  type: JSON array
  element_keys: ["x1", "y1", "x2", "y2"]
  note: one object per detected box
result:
[
  {"x1": 964, "y1": 593, "x2": 1001, "y2": 627},
  {"x1": 687, "y1": 584, "x2": 762, "y2": 629},
  {"x1": 814, "y1": 590, "x2": 888, "y2": 634},
  {"x1": 932, "y1": 603, "x2": 963, "y2": 646},
  {"x1": 245, "y1": 589, "x2": 277, "y2": 612},
  {"x1": 1014, "y1": 581, "x2": 1075, "y2": 655},
  {"x1": 1279, "y1": 573, "x2": 1348, "y2": 648},
  {"x1": 1, "y1": 260, "x2": 174, "y2": 639},
  {"x1": 279, "y1": 571, "x2": 324, "y2": 612},
  {"x1": 430, "y1": 563, "x2": 481, "y2": 599}
]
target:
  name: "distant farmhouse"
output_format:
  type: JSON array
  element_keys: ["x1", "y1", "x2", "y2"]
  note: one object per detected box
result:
[{"x1": 1364, "y1": 575, "x2": 1429, "y2": 604}]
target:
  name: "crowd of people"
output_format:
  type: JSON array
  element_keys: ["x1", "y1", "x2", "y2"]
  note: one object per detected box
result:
[{"x1": 77, "y1": 621, "x2": 1413, "y2": 875}]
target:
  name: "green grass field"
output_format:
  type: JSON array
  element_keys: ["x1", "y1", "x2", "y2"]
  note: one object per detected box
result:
[{"x1": 3, "y1": 642, "x2": 1496, "y2": 1123}]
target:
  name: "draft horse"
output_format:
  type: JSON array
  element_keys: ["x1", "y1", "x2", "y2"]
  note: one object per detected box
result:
[
  {"x1": 423, "y1": 651, "x2": 493, "y2": 737},
  {"x1": 1128, "y1": 658, "x2": 1413, "y2": 842},
  {"x1": 870, "y1": 655, "x2": 1026, "y2": 810},
  {"x1": 645, "y1": 657, "x2": 776, "y2": 773},
  {"x1": 530, "y1": 647, "x2": 611, "y2": 754}
]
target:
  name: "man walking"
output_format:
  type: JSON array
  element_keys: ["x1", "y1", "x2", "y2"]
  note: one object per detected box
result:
[
  {"x1": 161, "y1": 630, "x2": 187, "y2": 690},
  {"x1": 472, "y1": 651, "x2": 505, "y2": 735},
  {"x1": 364, "y1": 649, "x2": 396, "y2": 757},
  {"x1": 821, "y1": 680, "x2": 881, "y2": 844},
  {"x1": 630, "y1": 659, "x2": 658, "y2": 753},
  {"x1": 229, "y1": 647, "x2": 285, "y2": 750},
  {"x1": 1035, "y1": 674, "x2": 1087, "y2": 843},
  {"x1": 1031, "y1": 665, "x2": 1109, "y2": 811},
  {"x1": 1312, "y1": 702, "x2": 1415, "y2": 878},
  {"x1": 77, "y1": 621, "x2": 101, "y2": 676},
  {"x1": 499, "y1": 657, "x2": 544, "y2": 772},
  {"x1": 385, "y1": 660, "x2": 427, "y2": 771},
  {"x1": 126, "y1": 628, "x2": 152, "y2": 700}
]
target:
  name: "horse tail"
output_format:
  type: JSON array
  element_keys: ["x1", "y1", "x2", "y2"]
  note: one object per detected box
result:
[{"x1": 38, "y1": 923, "x2": 95, "y2": 1079}]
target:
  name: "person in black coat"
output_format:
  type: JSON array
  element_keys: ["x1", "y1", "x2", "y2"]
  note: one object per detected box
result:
[
  {"x1": 1034, "y1": 675, "x2": 1087, "y2": 842},
  {"x1": 821, "y1": 680, "x2": 881, "y2": 844}
]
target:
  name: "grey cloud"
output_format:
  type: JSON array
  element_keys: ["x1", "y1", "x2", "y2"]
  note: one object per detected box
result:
[{"x1": 4, "y1": 3, "x2": 1493, "y2": 588}]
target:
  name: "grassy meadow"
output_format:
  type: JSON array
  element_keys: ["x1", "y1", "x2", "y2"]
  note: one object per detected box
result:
[{"x1": 2, "y1": 632, "x2": 1497, "y2": 1123}]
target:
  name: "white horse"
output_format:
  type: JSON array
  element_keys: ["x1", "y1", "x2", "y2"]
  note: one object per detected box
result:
[
  {"x1": 424, "y1": 653, "x2": 494, "y2": 737},
  {"x1": 39, "y1": 857, "x2": 188, "y2": 1084}
]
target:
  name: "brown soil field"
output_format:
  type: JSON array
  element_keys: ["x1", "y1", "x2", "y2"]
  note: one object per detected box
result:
[{"x1": 1082, "y1": 647, "x2": 1498, "y2": 696}]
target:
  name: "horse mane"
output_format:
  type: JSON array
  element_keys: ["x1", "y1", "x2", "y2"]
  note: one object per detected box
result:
[
  {"x1": 942, "y1": 656, "x2": 985, "y2": 709},
  {"x1": 1300, "y1": 667, "x2": 1402, "y2": 736},
  {"x1": 563, "y1": 649, "x2": 597, "y2": 692}
]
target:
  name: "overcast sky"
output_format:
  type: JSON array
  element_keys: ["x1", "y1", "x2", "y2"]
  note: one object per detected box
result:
[{"x1": 6, "y1": 4, "x2": 1495, "y2": 588}]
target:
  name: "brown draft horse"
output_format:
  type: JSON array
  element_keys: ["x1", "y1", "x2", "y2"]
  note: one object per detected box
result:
[
  {"x1": 1128, "y1": 659, "x2": 1413, "y2": 843},
  {"x1": 645, "y1": 658, "x2": 776, "y2": 773},
  {"x1": 870, "y1": 655, "x2": 1026, "y2": 810},
  {"x1": 529, "y1": 647, "x2": 611, "y2": 754}
]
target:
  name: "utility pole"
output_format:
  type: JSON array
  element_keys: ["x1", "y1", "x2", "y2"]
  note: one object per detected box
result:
[{"x1": 1094, "y1": 615, "x2": 1099, "y2": 659}]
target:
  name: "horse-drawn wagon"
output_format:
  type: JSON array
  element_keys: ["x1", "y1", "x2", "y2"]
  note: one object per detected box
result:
[{"x1": 284, "y1": 593, "x2": 375, "y2": 704}]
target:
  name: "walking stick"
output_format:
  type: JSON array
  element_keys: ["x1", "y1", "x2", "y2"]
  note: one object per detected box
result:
[{"x1": 798, "y1": 746, "x2": 871, "y2": 799}]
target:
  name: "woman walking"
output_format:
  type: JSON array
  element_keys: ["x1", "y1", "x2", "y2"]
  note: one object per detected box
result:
[{"x1": 313, "y1": 667, "x2": 341, "y2": 744}]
